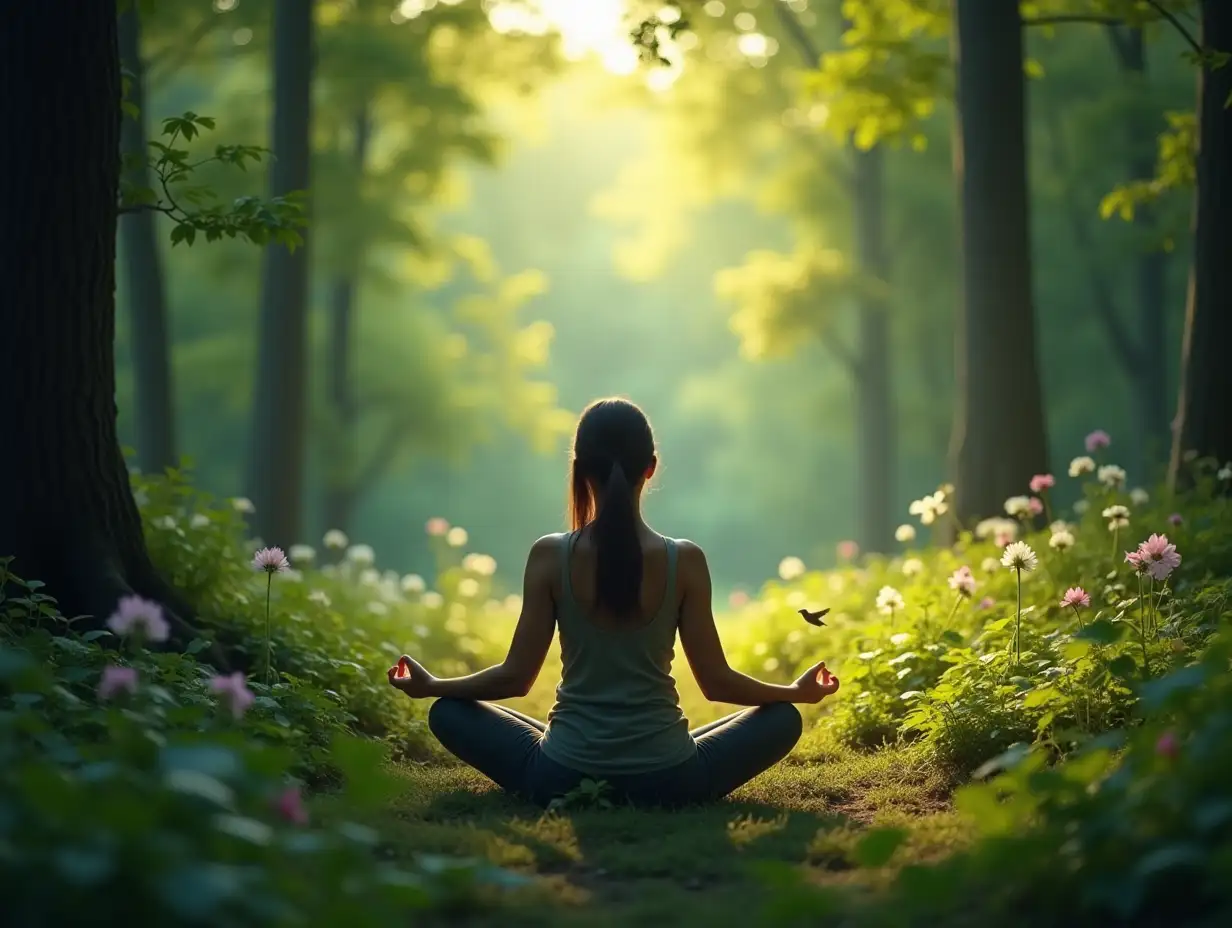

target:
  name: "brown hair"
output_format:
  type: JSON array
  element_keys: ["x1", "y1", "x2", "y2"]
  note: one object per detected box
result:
[{"x1": 567, "y1": 398, "x2": 655, "y2": 616}]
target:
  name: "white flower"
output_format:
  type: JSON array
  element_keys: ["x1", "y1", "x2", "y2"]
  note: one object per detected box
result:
[
  {"x1": 1073, "y1": 499, "x2": 1090, "y2": 515},
  {"x1": 154, "y1": 515, "x2": 177, "y2": 530},
  {"x1": 1068, "y1": 456, "x2": 1096, "y2": 477},
  {"x1": 230, "y1": 497, "x2": 255, "y2": 514},
  {"x1": 457, "y1": 578, "x2": 480, "y2": 598},
  {"x1": 190, "y1": 513, "x2": 210, "y2": 529},
  {"x1": 1004, "y1": 496, "x2": 1032, "y2": 517},
  {"x1": 462, "y1": 553, "x2": 497, "y2": 576},
  {"x1": 778, "y1": 556, "x2": 805, "y2": 581},
  {"x1": 446, "y1": 527, "x2": 468, "y2": 548},
  {"x1": 289, "y1": 544, "x2": 315, "y2": 564},
  {"x1": 908, "y1": 496, "x2": 937, "y2": 525},
  {"x1": 895, "y1": 524, "x2": 916, "y2": 543},
  {"x1": 1049, "y1": 520, "x2": 1072, "y2": 534},
  {"x1": 1097, "y1": 464, "x2": 1126, "y2": 488},
  {"x1": 976, "y1": 517, "x2": 1018, "y2": 542},
  {"x1": 1102, "y1": 504, "x2": 1130, "y2": 530},
  {"x1": 307, "y1": 590, "x2": 331, "y2": 608},
  {"x1": 367, "y1": 601, "x2": 389, "y2": 616},
  {"x1": 901, "y1": 558, "x2": 924, "y2": 577},
  {"x1": 346, "y1": 544, "x2": 375, "y2": 566},
  {"x1": 421, "y1": 591, "x2": 444, "y2": 609},
  {"x1": 875, "y1": 585, "x2": 905, "y2": 615},
  {"x1": 1129, "y1": 487, "x2": 1149, "y2": 506},
  {"x1": 401, "y1": 574, "x2": 426, "y2": 594},
  {"x1": 359, "y1": 568, "x2": 380, "y2": 586},
  {"x1": 1218, "y1": 463, "x2": 1232, "y2": 481},
  {"x1": 1049, "y1": 530, "x2": 1075, "y2": 550},
  {"x1": 413, "y1": 624, "x2": 431, "y2": 638},
  {"x1": 1000, "y1": 541, "x2": 1038, "y2": 572},
  {"x1": 981, "y1": 556, "x2": 1001, "y2": 573},
  {"x1": 323, "y1": 529, "x2": 348, "y2": 550}
]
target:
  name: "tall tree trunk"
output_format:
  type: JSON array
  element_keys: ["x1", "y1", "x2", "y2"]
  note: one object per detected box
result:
[
  {"x1": 1113, "y1": 26, "x2": 1171, "y2": 477},
  {"x1": 1169, "y1": 2, "x2": 1232, "y2": 485},
  {"x1": 247, "y1": 0, "x2": 314, "y2": 547},
  {"x1": 947, "y1": 0, "x2": 1049, "y2": 521},
  {"x1": 118, "y1": 6, "x2": 178, "y2": 475},
  {"x1": 321, "y1": 107, "x2": 370, "y2": 538},
  {"x1": 852, "y1": 144, "x2": 895, "y2": 553},
  {"x1": 0, "y1": 2, "x2": 198, "y2": 640}
]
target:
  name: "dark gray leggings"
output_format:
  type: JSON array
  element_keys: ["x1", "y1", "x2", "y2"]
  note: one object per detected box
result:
[{"x1": 427, "y1": 698, "x2": 803, "y2": 808}]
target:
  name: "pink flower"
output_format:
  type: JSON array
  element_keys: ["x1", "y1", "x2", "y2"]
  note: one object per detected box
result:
[
  {"x1": 1155, "y1": 731, "x2": 1180, "y2": 760},
  {"x1": 836, "y1": 540, "x2": 859, "y2": 562},
  {"x1": 106, "y1": 595, "x2": 170, "y2": 643},
  {"x1": 728, "y1": 590, "x2": 749, "y2": 609},
  {"x1": 1027, "y1": 497, "x2": 1044, "y2": 516},
  {"x1": 1060, "y1": 587, "x2": 1090, "y2": 609},
  {"x1": 1085, "y1": 430, "x2": 1111, "y2": 453},
  {"x1": 97, "y1": 665, "x2": 139, "y2": 700},
  {"x1": 210, "y1": 672, "x2": 255, "y2": 719},
  {"x1": 1135, "y1": 533, "x2": 1181, "y2": 581},
  {"x1": 978, "y1": 596, "x2": 996, "y2": 610},
  {"x1": 273, "y1": 786, "x2": 309, "y2": 825},
  {"x1": 253, "y1": 547, "x2": 290, "y2": 574},
  {"x1": 425, "y1": 517, "x2": 450, "y2": 537},
  {"x1": 1124, "y1": 549, "x2": 1147, "y2": 573},
  {"x1": 994, "y1": 529, "x2": 1014, "y2": 548},
  {"x1": 948, "y1": 566, "x2": 977, "y2": 597},
  {"x1": 1168, "y1": 513, "x2": 1183, "y2": 526},
  {"x1": 1029, "y1": 474, "x2": 1055, "y2": 494}
]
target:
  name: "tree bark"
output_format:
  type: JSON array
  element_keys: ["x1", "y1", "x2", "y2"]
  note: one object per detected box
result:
[
  {"x1": 247, "y1": 0, "x2": 314, "y2": 547},
  {"x1": 1110, "y1": 26, "x2": 1172, "y2": 477},
  {"x1": 852, "y1": 144, "x2": 896, "y2": 553},
  {"x1": 321, "y1": 107, "x2": 370, "y2": 538},
  {"x1": 1169, "y1": 1, "x2": 1232, "y2": 485},
  {"x1": 947, "y1": 0, "x2": 1050, "y2": 521},
  {"x1": 118, "y1": 6, "x2": 178, "y2": 475},
  {"x1": 0, "y1": 2, "x2": 199, "y2": 640}
]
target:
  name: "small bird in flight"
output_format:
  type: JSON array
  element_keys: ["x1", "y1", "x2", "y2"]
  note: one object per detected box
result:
[{"x1": 798, "y1": 607, "x2": 830, "y2": 627}]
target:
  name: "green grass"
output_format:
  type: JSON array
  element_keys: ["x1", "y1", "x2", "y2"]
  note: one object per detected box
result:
[{"x1": 313, "y1": 669, "x2": 973, "y2": 927}]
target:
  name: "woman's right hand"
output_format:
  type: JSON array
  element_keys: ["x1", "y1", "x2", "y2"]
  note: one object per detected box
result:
[{"x1": 791, "y1": 660, "x2": 840, "y2": 704}]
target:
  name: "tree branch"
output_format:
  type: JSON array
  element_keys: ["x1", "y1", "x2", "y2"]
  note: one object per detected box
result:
[
  {"x1": 1040, "y1": 107, "x2": 1143, "y2": 372},
  {"x1": 1023, "y1": 14, "x2": 1124, "y2": 28},
  {"x1": 771, "y1": 0, "x2": 822, "y2": 67},
  {"x1": 1142, "y1": 0, "x2": 1203, "y2": 57}
]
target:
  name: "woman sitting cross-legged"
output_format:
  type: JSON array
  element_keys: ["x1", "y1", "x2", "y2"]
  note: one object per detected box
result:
[{"x1": 387, "y1": 397, "x2": 840, "y2": 809}]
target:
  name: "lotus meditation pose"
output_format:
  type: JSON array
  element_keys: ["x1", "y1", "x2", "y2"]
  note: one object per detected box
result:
[{"x1": 389, "y1": 397, "x2": 840, "y2": 808}]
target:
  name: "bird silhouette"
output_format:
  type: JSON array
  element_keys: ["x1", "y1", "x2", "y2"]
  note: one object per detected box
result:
[{"x1": 798, "y1": 607, "x2": 830, "y2": 627}]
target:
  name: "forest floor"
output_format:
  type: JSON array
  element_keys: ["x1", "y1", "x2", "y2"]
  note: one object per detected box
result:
[{"x1": 315, "y1": 668, "x2": 975, "y2": 926}]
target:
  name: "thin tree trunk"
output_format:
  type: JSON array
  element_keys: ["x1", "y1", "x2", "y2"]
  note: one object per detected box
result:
[
  {"x1": 1112, "y1": 26, "x2": 1171, "y2": 477},
  {"x1": 852, "y1": 144, "x2": 895, "y2": 553},
  {"x1": 1169, "y1": 2, "x2": 1232, "y2": 485},
  {"x1": 247, "y1": 0, "x2": 314, "y2": 547},
  {"x1": 321, "y1": 107, "x2": 370, "y2": 537},
  {"x1": 118, "y1": 6, "x2": 177, "y2": 475},
  {"x1": 0, "y1": 2, "x2": 201, "y2": 643},
  {"x1": 948, "y1": 0, "x2": 1049, "y2": 521}
]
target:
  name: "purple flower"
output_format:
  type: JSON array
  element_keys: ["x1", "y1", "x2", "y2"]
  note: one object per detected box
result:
[
  {"x1": 1085, "y1": 430, "x2": 1111, "y2": 453},
  {"x1": 210, "y1": 672, "x2": 255, "y2": 719},
  {"x1": 97, "y1": 665, "x2": 139, "y2": 700},
  {"x1": 253, "y1": 547, "x2": 290, "y2": 574},
  {"x1": 106, "y1": 595, "x2": 170, "y2": 643}
]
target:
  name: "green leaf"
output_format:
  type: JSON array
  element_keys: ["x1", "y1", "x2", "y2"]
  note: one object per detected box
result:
[
  {"x1": 852, "y1": 827, "x2": 908, "y2": 868},
  {"x1": 1075, "y1": 618, "x2": 1123, "y2": 646}
]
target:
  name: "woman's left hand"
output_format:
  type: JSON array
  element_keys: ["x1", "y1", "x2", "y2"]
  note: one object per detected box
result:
[{"x1": 387, "y1": 654, "x2": 436, "y2": 698}]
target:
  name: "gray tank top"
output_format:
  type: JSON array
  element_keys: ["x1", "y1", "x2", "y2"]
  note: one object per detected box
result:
[{"x1": 539, "y1": 532, "x2": 696, "y2": 775}]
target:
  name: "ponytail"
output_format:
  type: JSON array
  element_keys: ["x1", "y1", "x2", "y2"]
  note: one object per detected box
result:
[{"x1": 592, "y1": 460, "x2": 641, "y2": 616}]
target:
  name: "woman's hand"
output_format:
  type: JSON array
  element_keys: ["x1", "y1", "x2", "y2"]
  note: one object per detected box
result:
[
  {"x1": 791, "y1": 660, "x2": 840, "y2": 704},
  {"x1": 387, "y1": 655, "x2": 437, "y2": 699}
]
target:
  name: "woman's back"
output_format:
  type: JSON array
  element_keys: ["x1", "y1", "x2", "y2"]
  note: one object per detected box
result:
[{"x1": 539, "y1": 529, "x2": 696, "y2": 775}]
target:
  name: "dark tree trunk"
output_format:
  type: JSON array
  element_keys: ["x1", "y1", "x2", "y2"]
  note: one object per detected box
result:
[
  {"x1": 321, "y1": 107, "x2": 370, "y2": 538},
  {"x1": 852, "y1": 144, "x2": 895, "y2": 553},
  {"x1": 947, "y1": 0, "x2": 1049, "y2": 522},
  {"x1": 247, "y1": 0, "x2": 314, "y2": 548},
  {"x1": 1113, "y1": 26, "x2": 1172, "y2": 477},
  {"x1": 0, "y1": 2, "x2": 199, "y2": 640},
  {"x1": 1169, "y1": 1, "x2": 1232, "y2": 485},
  {"x1": 118, "y1": 6, "x2": 178, "y2": 476}
]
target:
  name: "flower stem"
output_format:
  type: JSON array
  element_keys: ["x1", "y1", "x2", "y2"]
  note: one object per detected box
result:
[
  {"x1": 1111, "y1": 526, "x2": 1119, "y2": 565},
  {"x1": 1136, "y1": 572, "x2": 1150, "y2": 681},
  {"x1": 944, "y1": 595, "x2": 962, "y2": 632},
  {"x1": 1015, "y1": 567, "x2": 1023, "y2": 666},
  {"x1": 264, "y1": 572, "x2": 273, "y2": 686},
  {"x1": 1068, "y1": 602, "x2": 1085, "y2": 631}
]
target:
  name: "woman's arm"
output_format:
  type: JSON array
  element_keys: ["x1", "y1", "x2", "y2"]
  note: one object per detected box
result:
[
  {"x1": 389, "y1": 535, "x2": 558, "y2": 701},
  {"x1": 677, "y1": 541, "x2": 837, "y2": 706}
]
